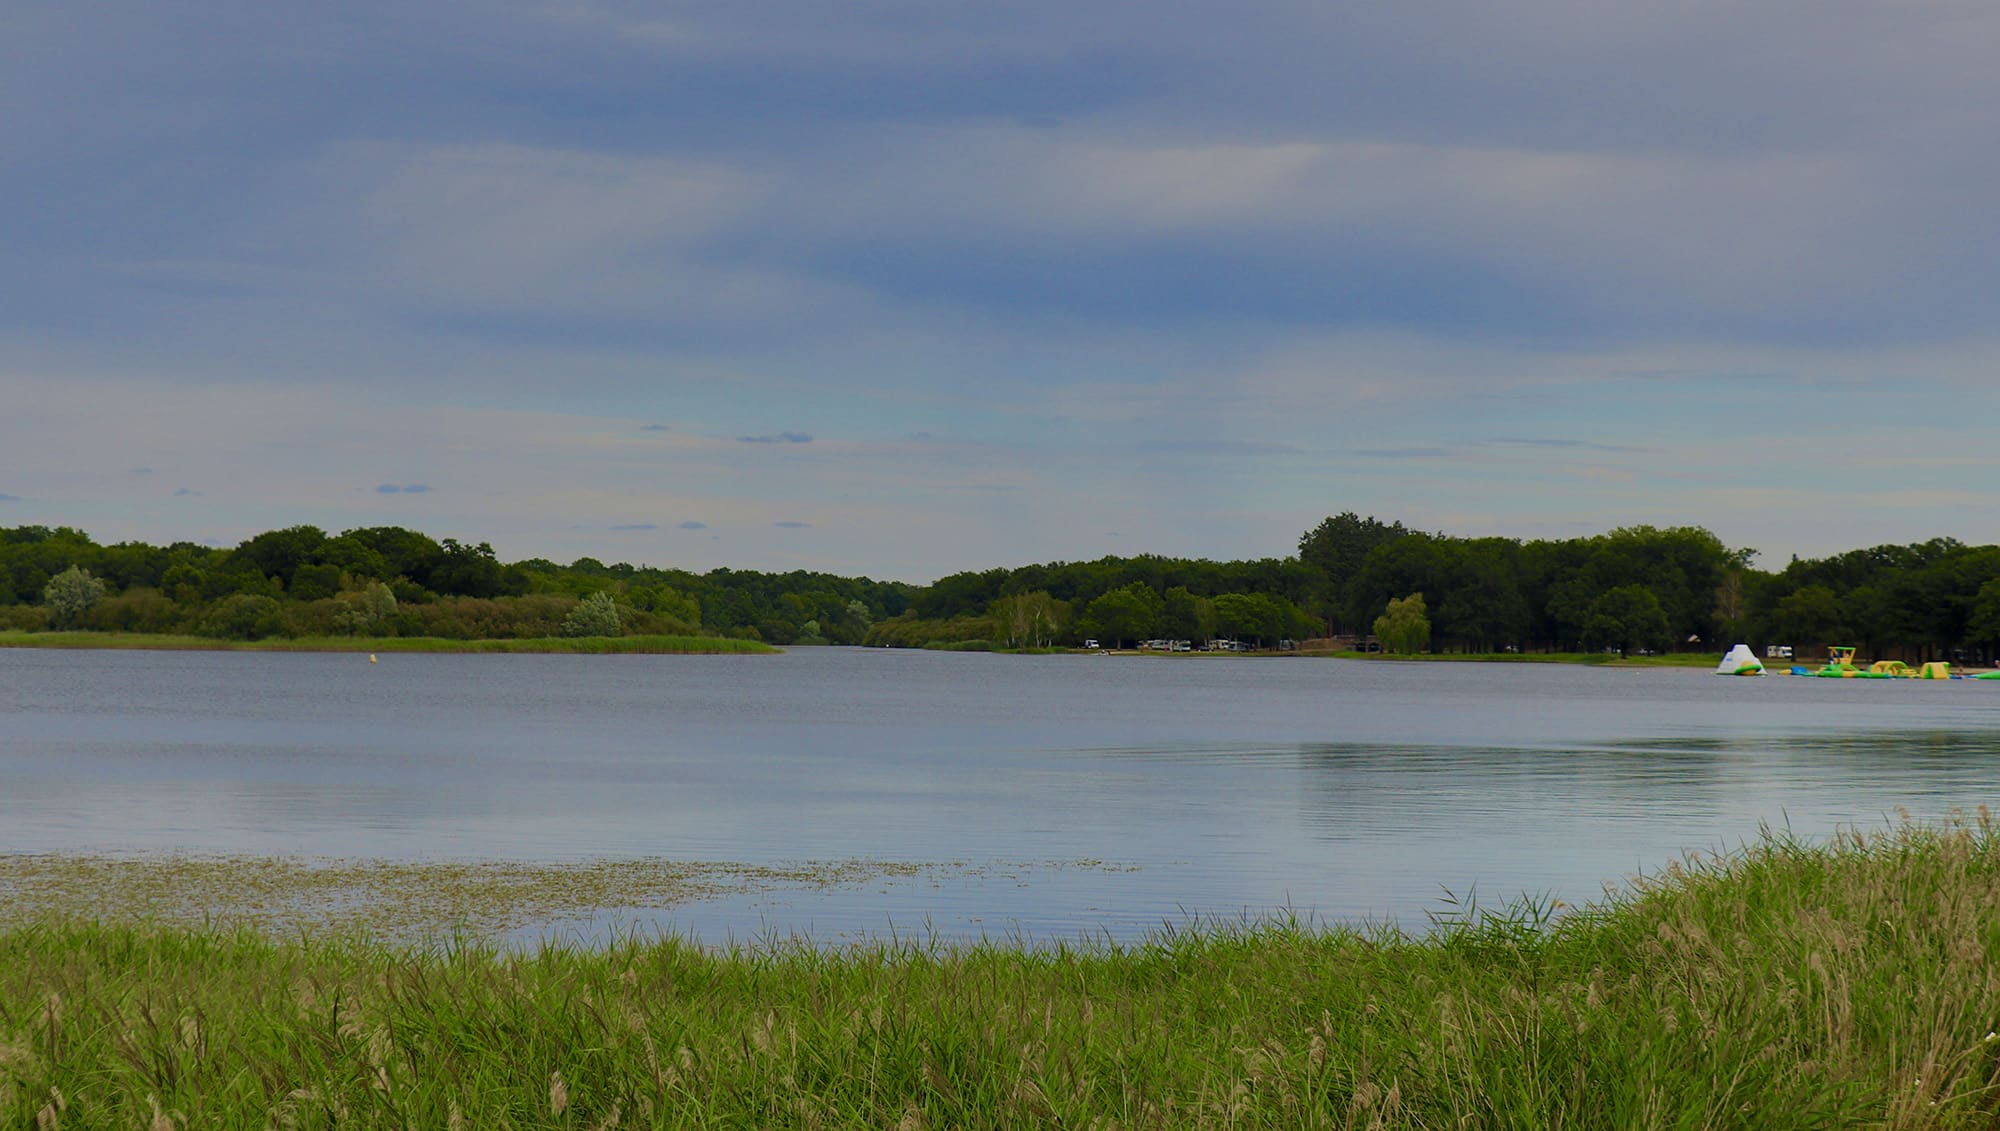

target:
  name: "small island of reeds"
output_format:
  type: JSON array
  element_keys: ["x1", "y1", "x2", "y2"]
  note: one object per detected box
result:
[{"x1": 6, "y1": 818, "x2": 2000, "y2": 1127}]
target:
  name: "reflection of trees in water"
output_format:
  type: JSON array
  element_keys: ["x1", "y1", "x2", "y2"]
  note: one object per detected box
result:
[
  {"x1": 1288, "y1": 740, "x2": 1730, "y2": 843},
  {"x1": 1287, "y1": 730, "x2": 2000, "y2": 842}
]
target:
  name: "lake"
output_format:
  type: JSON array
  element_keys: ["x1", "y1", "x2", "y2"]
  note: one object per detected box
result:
[{"x1": 4, "y1": 646, "x2": 1999, "y2": 943}]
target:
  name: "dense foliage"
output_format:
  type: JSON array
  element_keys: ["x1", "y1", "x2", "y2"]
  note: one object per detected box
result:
[
  {"x1": 0, "y1": 524, "x2": 910, "y2": 646},
  {"x1": 5, "y1": 515, "x2": 2000, "y2": 657}
]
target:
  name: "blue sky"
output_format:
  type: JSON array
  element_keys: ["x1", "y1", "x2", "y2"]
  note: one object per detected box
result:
[{"x1": 4, "y1": 0, "x2": 1998, "y2": 580}]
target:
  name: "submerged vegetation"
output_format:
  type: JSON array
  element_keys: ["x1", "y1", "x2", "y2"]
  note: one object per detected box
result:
[{"x1": 7, "y1": 819, "x2": 2000, "y2": 1126}]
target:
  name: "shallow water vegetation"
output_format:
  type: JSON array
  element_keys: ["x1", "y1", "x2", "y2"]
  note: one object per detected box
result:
[
  {"x1": 0, "y1": 856, "x2": 942, "y2": 941},
  {"x1": 7, "y1": 818, "x2": 2000, "y2": 1127}
]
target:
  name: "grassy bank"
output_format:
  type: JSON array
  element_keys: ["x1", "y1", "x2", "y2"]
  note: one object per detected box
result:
[
  {"x1": 7, "y1": 820, "x2": 2000, "y2": 1127},
  {"x1": 0, "y1": 630, "x2": 776, "y2": 654}
]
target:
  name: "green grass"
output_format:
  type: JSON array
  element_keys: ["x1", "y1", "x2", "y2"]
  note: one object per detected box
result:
[
  {"x1": 0, "y1": 631, "x2": 776, "y2": 654},
  {"x1": 7, "y1": 818, "x2": 2000, "y2": 1127}
]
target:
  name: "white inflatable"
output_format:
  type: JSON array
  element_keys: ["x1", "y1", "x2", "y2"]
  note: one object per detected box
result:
[{"x1": 1716, "y1": 643, "x2": 1764, "y2": 676}]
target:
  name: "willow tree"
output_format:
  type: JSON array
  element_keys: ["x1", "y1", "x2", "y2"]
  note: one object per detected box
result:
[{"x1": 1374, "y1": 592, "x2": 1431, "y2": 654}]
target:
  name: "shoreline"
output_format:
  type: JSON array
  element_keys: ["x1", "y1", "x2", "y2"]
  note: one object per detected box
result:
[
  {"x1": 0, "y1": 630, "x2": 777, "y2": 654},
  {"x1": 1081, "y1": 647, "x2": 1719, "y2": 667}
]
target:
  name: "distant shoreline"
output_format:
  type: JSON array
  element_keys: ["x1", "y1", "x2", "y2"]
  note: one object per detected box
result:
[
  {"x1": 0, "y1": 631, "x2": 777, "y2": 655},
  {"x1": 1082, "y1": 647, "x2": 1717, "y2": 667}
]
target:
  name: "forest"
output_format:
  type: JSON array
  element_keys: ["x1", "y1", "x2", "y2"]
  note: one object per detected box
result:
[{"x1": 4, "y1": 515, "x2": 2000, "y2": 659}]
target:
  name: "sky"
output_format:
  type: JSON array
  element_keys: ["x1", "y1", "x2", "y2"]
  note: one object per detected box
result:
[{"x1": 4, "y1": 0, "x2": 1998, "y2": 581}]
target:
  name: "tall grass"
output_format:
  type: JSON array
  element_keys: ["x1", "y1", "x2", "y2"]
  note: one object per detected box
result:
[
  {"x1": 6, "y1": 818, "x2": 2000, "y2": 1127},
  {"x1": 0, "y1": 631, "x2": 776, "y2": 654}
]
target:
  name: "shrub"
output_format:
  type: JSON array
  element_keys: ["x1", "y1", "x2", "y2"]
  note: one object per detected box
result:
[
  {"x1": 0, "y1": 605, "x2": 50, "y2": 632},
  {"x1": 41, "y1": 565, "x2": 106, "y2": 630},
  {"x1": 198, "y1": 594, "x2": 286, "y2": 640},
  {"x1": 81, "y1": 587, "x2": 182, "y2": 634},
  {"x1": 560, "y1": 592, "x2": 624, "y2": 637}
]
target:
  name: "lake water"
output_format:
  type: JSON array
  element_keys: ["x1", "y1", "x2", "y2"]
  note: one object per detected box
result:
[{"x1": 5, "y1": 646, "x2": 2000, "y2": 942}]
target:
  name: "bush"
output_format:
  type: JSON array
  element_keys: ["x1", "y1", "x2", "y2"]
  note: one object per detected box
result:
[
  {"x1": 42, "y1": 565, "x2": 106, "y2": 630},
  {"x1": 198, "y1": 594, "x2": 287, "y2": 640},
  {"x1": 390, "y1": 595, "x2": 572, "y2": 639},
  {"x1": 81, "y1": 587, "x2": 182, "y2": 634},
  {"x1": 0, "y1": 605, "x2": 50, "y2": 632},
  {"x1": 560, "y1": 592, "x2": 624, "y2": 637},
  {"x1": 863, "y1": 612, "x2": 1000, "y2": 648}
]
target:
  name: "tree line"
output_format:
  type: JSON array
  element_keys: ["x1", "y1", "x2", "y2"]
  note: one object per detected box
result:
[
  {"x1": 6, "y1": 516, "x2": 2000, "y2": 657},
  {"x1": 0, "y1": 524, "x2": 913, "y2": 644}
]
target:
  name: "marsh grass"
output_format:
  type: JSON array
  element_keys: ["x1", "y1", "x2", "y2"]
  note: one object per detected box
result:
[
  {"x1": 0, "y1": 631, "x2": 776, "y2": 654},
  {"x1": 8, "y1": 818, "x2": 2000, "y2": 1127}
]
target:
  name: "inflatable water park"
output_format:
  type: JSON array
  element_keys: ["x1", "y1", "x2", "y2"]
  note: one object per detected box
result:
[{"x1": 1715, "y1": 644, "x2": 2000, "y2": 679}]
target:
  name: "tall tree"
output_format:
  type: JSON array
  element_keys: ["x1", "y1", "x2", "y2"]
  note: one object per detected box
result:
[{"x1": 1298, "y1": 513, "x2": 1412, "y2": 633}]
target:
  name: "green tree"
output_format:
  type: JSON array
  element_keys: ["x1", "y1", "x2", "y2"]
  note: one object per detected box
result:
[
  {"x1": 229, "y1": 525, "x2": 327, "y2": 590},
  {"x1": 1579, "y1": 585, "x2": 1671, "y2": 655},
  {"x1": 560, "y1": 591, "x2": 624, "y2": 637},
  {"x1": 1767, "y1": 584, "x2": 1850, "y2": 649},
  {"x1": 1214, "y1": 592, "x2": 1291, "y2": 645},
  {"x1": 290, "y1": 562, "x2": 343, "y2": 602},
  {"x1": 993, "y1": 590, "x2": 1066, "y2": 648},
  {"x1": 41, "y1": 565, "x2": 106, "y2": 630},
  {"x1": 1161, "y1": 586, "x2": 1217, "y2": 645},
  {"x1": 1081, "y1": 583, "x2": 1163, "y2": 648},
  {"x1": 333, "y1": 581, "x2": 398, "y2": 635},
  {"x1": 1374, "y1": 593, "x2": 1431, "y2": 654},
  {"x1": 1298, "y1": 513, "x2": 1411, "y2": 632},
  {"x1": 1967, "y1": 579, "x2": 2000, "y2": 651}
]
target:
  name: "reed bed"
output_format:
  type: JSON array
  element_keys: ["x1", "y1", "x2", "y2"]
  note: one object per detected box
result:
[{"x1": 7, "y1": 817, "x2": 2000, "y2": 1128}]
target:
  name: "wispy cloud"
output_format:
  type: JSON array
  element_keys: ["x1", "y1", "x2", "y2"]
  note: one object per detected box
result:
[
  {"x1": 677, "y1": 520, "x2": 708, "y2": 530},
  {"x1": 640, "y1": 424, "x2": 671, "y2": 431},
  {"x1": 736, "y1": 431, "x2": 813, "y2": 444},
  {"x1": 609, "y1": 522, "x2": 658, "y2": 530},
  {"x1": 1135, "y1": 439, "x2": 1300, "y2": 455},
  {"x1": 374, "y1": 484, "x2": 434, "y2": 494},
  {"x1": 1353, "y1": 447, "x2": 1452, "y2": 459},
  {"x1": 1486, "y1": 437, "x2": 1659, "y2": 454},
  {"x1": 0, "y1": 494, "x2": 20, "y2": 503},
  {"x1": 172, "y1": 488, "x2": 203, "y2": 497},
  {"x1": 774, "y1": 520, "x2": 812, "y2": 528}
]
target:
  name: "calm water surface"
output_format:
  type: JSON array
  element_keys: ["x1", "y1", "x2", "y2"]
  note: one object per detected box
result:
[{"x1": 5, "y1": 647, "x2": 2000, "y2": 941}]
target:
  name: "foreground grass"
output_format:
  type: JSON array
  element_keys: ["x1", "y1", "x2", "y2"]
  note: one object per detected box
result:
[
  {"x1": 8, "y1": 821, "x2": 2000, "y2": 1127},
  {"x1": 0, "y1": 631, "x2": 776, "y2": 654}
]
